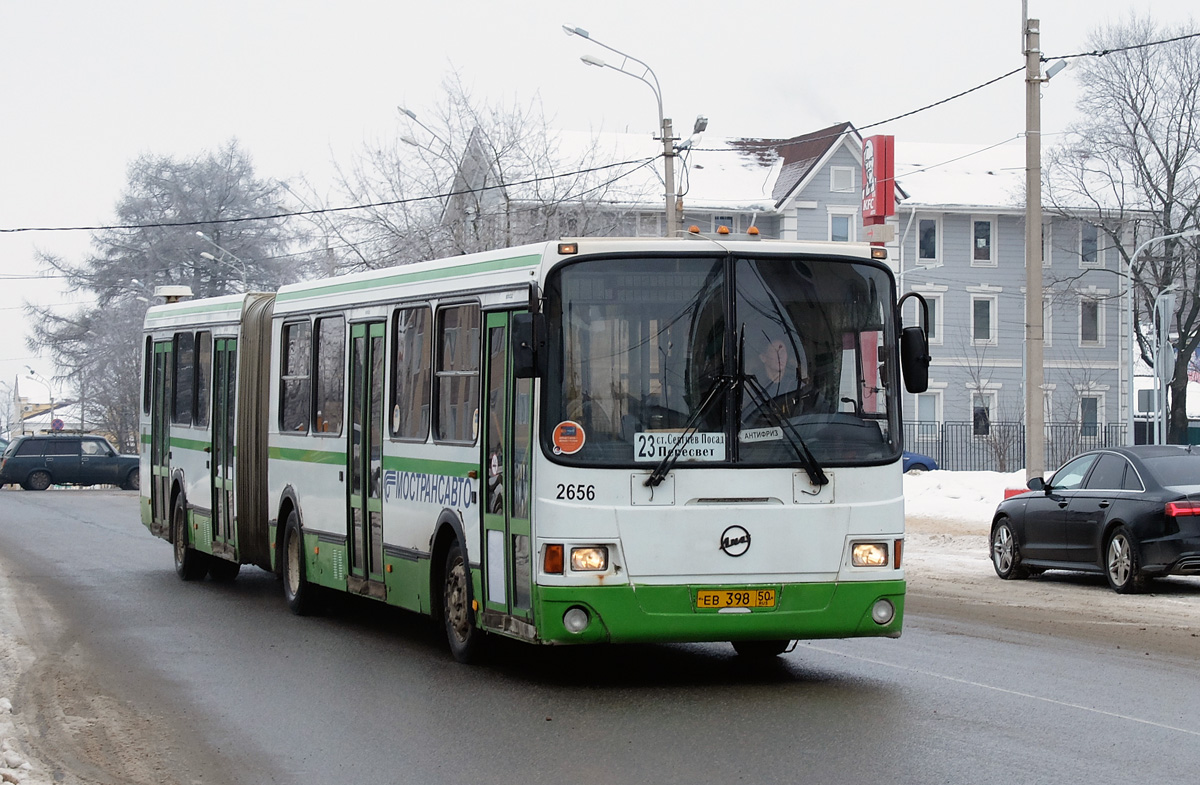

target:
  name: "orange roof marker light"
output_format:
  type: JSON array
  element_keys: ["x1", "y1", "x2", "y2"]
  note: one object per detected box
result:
[
  {"x1": 717, "y1": 225, "x2": 731, "y2": 235},
  {"x1": 688, "y1": 225, "x2": 702, "y2": 234},
  {"x1": 747, "y1": 226, "x2": 760, "y2": 236}
]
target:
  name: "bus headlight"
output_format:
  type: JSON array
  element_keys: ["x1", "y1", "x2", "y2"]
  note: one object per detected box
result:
[
  {"x1": 852, "y1": 542, "x2": 889, "y2": 567},
  {"x1": 570, "y1": 546, "x2": 608, "y2": 571}
]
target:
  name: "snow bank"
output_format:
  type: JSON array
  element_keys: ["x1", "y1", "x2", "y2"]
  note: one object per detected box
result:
[{"x1": 903, "y1": 468, "x2": 1027, "y2": 529}]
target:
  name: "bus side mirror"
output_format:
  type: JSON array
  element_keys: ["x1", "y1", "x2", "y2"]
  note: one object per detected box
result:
[
  {"x1": 900, "y1": 326, "x2": 930, "y2": 393},
  {"x1": 512, "y1": 313, "x2": 546, "y2": 379}
]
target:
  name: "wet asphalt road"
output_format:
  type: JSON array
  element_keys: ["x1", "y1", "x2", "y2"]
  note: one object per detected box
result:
[{"x1": 2, "y1": 489, "x2": 1198, "y2": 784}]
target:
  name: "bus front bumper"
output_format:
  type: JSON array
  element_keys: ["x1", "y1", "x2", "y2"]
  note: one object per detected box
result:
[{"x1": 531, "y1": 579, "x2": 905, "y2": 645}]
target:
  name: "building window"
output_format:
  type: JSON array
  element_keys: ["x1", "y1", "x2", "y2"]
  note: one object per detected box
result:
[
  {"x1": 830, "y1": 214, "x2": 851, "y2": 242},
  {"x1": 713, "y1": 215, "x2": 735, "y2": 233},
  {"x1": 1080, "y1": 222, "x2": 1100, "y2": 267},
  {"x1": 920, "y1": 294, "x2": 942, "y2": 344},
  {"x1": 1043, "y1": 296, "x2": 1053, "y2": 348},
  {"x1": 637, "y1": 213, "x2": 660, "y2": 237},
  {"x1": 827, "y1": 206, "x2": 857, "y2": 242},
  {"x1": 972, "y1": 218, "x2": 995, "y2": 265},
  {"x1": 280, "y1": 321, "x2": 312, "y2": 434},
  {"x1": 971, "y1": 295, "x2": 997, "y2": 346},
  {"x1": 918, "y1": 218, "x2": 939, "y2": 264},
  {"x1": 972, "y1": 391, "x2": 995, "y2": 436},
  {"x1": 830, "y1": 166, "x2": 855, "y2": 193},
  {"x1": 1080, "y1": 395, "x2": 1100, "y2": 437},
  {"x1": 916, "y1": 392, "x2": 940, "y2": 440},
  {"x1": 1080, "y1": 297, "x2": 1103, "y2": 346},
  {"x1": 1041, "y1": 222, "x2": 1052, "y2": 267}
]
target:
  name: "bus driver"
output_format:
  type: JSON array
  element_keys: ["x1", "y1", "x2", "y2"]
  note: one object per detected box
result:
[{"x1": 744, "y1": 336, "x2": 816, "y2": 422}]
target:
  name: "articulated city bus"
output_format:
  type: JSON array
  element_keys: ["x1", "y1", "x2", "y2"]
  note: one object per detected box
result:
[{"x1": 140, "y1": 236, "x2": 929, "y2": 661}]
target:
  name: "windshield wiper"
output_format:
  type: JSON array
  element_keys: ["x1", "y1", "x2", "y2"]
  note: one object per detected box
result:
[
  {"x1": 644, "y1": 375, "x2": 733, "y2": 488},
  {"x1": 735, "y1": 327, "x2": 828, "y2": 487}
]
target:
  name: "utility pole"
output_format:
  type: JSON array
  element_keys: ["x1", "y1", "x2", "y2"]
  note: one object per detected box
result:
[
  {"x1": 1023, "y1": 12, "x2": 1046, "y2": 481},
  {"x1": 662, "y1": 117, "x2": 677, "y2": 237}
]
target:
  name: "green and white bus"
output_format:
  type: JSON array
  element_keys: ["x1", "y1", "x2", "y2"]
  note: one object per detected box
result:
[{"x1": 140, "y1": 236, "x2": 930, "y2": 661}]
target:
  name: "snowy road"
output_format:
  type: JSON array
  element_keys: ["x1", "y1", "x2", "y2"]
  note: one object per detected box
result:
[{"x1": 1, "y1": 484, "x2": 1198, "y2": 785}]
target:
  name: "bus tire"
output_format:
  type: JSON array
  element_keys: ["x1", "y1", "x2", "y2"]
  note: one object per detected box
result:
[
  {"x1": 208, "y1": 557, "x2": 241, "y2": 582},
  {"x1": 442, "y1": 541, "x2": 482, "y2": 663},
  {"x1": 731, "y1": 639, "x2": 790, "y2": 658},
  {"x1": 173, "y1": 495, "x2": 207, "y2": 581},
  {"x1": 282, "y1": 511, "x2": 315, "y2": 615}
]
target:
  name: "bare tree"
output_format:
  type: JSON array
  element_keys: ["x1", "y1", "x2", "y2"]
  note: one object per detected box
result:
[
  {"x1": 328, "y1": 72, "x2": 654, "y2": 271},
  {"x1": 26, "y1": 139, "x2": 305, "y2": 450},
  {"x1": 1045, "y1": 16, "x2": 1200, "y2": 442}
]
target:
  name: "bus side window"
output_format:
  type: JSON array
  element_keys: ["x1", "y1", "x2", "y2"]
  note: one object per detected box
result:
[
  {"x1": 391, "y1": 306, "x2": 431, "y2": 440},
  {"x1": 435, "y1": 304, "x2": 481, "y2": 443},
  {"x1": 314, "y1": 316, "x2": 345, "y2": 435},
  {"x1": 280, "y1": 321, "x2": 312, "y2": 434}
]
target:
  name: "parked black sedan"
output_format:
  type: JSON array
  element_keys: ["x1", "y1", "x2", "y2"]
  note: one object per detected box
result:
[{"x1": 990, "y1": 445, "x2": 1200, "y2": 593}]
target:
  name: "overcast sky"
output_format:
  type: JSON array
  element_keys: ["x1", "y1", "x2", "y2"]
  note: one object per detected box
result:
[{"x1": 1, "y1": 0, "x2": 1196, "y2": 400}]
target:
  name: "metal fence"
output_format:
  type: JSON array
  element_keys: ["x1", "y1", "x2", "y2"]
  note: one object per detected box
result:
[{"x1": 903, "y1": 421, "x2": 1128, "y2": 473}]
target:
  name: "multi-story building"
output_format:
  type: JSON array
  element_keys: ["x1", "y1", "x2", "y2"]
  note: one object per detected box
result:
[{"x1": 582, "y1": 122, "x2": 1132, "y2": 468}]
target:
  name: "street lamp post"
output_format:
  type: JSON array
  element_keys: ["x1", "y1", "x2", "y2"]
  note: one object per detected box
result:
[
  {"x1": 1123, "y1": 228, "x2": 1200, "y2": 445},
  {"x1": 563, "y1": 25, "x2": 678, "y2": 237},
  {"x1": 24, "y1": 367, "x2": 54, "y2": 435},
  {"x1": 195, "y1": 231, "x2": 249, "y2": 290}
]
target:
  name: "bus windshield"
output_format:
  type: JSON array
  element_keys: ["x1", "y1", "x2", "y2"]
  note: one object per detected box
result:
[{"x1": 544, "y1": 254, "x2": 900, "y2": 468}]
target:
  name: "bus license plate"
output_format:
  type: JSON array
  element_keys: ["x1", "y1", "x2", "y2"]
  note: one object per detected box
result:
[{"x1": 696, "y1": 589, "x2": 776, "y2": 609}]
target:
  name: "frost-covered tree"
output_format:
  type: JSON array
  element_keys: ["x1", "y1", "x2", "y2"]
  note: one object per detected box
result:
[
  {"x1": 27, "y1": 139, "x2": 305, "y2": 450},
  {"x1": 1045, "y1": 16, "x2": 1200, "y2": 443},
  {"x1": 325, "y1": 71, "x2": 652, "y2": 272}
]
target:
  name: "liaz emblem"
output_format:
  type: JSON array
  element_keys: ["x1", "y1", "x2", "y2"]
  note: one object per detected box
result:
[{"x1": 719, "y1": 525, "x2": 751, "y2": 557}]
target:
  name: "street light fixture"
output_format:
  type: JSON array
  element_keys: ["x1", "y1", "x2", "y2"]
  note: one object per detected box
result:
[
  {"x1": 397, "y1": 106, "x2": 454, "y2": 155},
  {"x1": 24, "y1": 367, "x2": 54, "y2": 435},
  {"x1": 1123, "y1": 228, "x2": 1200, "y2": 445},
  {"x1": 195, "y1": 231, "x2": 248, "y2": 289},
  {"x1": 564, "y1": 23, "x2": 679, "y2": 237}
]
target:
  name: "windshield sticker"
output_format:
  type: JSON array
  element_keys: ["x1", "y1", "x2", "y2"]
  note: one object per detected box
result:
[
  {"x1": 634, "y1": 432, "x2": 726, "y2": 462},
  {"x1": 552, "y1": 421, "x2": 586, "y2": 455},
  {"x1": 739, "y1": 426, "x2": 783, "y2": 443}
]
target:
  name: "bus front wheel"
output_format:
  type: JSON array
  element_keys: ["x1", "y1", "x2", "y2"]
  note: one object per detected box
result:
[
  {"x1": 442, "y1": 542, "x2": 482, "y2": 663},
  {"x1": 282, "y1": 511, "x2": 315, "y2": 615},
  {"x1": 172, "y1": 495, "x2": 207, "y2": 581}
]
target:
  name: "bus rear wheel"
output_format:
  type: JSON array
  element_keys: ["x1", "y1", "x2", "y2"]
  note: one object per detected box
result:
[
  {"x1": 282, "y1": 511, "x2": 315, "y2": 615},
  {"x1": 172, "y1": 496, "x2": 207, "y2": 581},
  {"x1": 442, "y1": 542, "x2": 481, "y2": 663},
  {"x1": 731, "y1": 639, "x2": 791, "y2": 658}
]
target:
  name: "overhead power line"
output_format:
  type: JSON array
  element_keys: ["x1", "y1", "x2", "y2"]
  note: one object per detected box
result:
[{"x1": 1, "y1": 29, "x2": 1196, "y2": 238}]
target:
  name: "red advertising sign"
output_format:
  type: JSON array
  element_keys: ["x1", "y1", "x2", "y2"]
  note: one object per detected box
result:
[{"x1": 861, "y1": 135, "x2": 895, "y2": 219}]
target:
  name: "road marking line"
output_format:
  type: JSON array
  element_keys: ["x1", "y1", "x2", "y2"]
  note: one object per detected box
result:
[{"x1": 801, "y1": 643, "x2": 1200, "y2": 737}]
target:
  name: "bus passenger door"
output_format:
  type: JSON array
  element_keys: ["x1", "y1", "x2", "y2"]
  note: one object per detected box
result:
[
  {"x1": 150, "y1": 341, "x2": 173, "y2": 536},
  {"x1": 211, "y1": 338, "x2": 237, "y2": 557},
  {"x1": 347, "y1": 322, "x2": 386, "y2": 596},
  {"x1": 482, "y1": 311, "x2": 534, "y2": 626}
]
